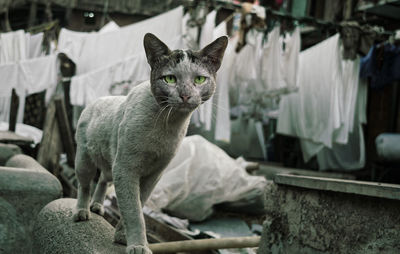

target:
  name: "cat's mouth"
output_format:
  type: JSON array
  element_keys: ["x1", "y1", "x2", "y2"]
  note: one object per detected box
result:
[{"x1": 174, "y1": 102, "x2": 198, "y2": 112}]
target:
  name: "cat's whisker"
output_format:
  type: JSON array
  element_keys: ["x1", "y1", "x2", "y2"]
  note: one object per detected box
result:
[
  {"x1": 165, "y1": 106, "x2": 173, "y2": 129},
  {"x1": 210, "y1": 102, "x2": 230, "y2": 114},
  {"x1": 153, "y1": 104, "x2": 170, "y2": 130}
]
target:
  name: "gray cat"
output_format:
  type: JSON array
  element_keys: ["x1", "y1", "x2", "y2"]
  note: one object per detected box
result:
[{"x1": 72, "y1": 33, "x2": 228, "y2": 254}]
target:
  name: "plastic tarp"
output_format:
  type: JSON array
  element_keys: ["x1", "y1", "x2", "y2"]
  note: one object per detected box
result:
[{"x1": 147, "y1": 135, "x2": 267, "y2": 222}]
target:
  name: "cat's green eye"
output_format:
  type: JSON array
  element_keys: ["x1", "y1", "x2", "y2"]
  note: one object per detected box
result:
[
  {"x1": 164, "y1": 75, "x2": 177, "y2": 84},
  {"x1": 194, "y1": 76, "x2": 206, "y2": 85}
]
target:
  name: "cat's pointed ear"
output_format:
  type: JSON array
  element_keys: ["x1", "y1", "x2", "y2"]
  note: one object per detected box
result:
[
  {"x1": 144, "y1": 33, "x2": 171, "y2": 68},
  {"x1": 199, "y1": 36, "x2": 228, "y2": 72}
]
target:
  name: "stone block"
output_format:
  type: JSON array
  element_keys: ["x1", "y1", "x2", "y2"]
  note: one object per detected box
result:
[
  {"x1": 0, "y1": 155, "x2": 62, "y2": 253},
  {"x1": 0, "y1": 143, "x2": 22, "y2": 166},
  {"x1": 33, "y1": 198, "x2": 125, "y2": 254},
  {"x1": 258, "y1": 181, "x2": 400, "y2": 254}
]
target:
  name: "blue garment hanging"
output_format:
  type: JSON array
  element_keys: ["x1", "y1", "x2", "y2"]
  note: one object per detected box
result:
[{"x1": 360, "y1": 43, "x2": 400, "y2": 89}]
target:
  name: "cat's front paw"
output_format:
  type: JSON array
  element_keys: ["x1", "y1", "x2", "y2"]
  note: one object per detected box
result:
[
  {"x1": 90, "y1": 202, "x2": 104, "y2": 216},
  {"x1": 126, "y1": 245, "x2": 152, "y2": 254},
  {"x1": 72, "y1": 208, "x2": 90, "y2": 222}
]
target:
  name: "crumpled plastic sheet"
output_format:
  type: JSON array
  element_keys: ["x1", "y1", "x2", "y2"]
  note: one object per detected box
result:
[{"x1": 146, "y1": 135, "x2": 267, "y2": 222}]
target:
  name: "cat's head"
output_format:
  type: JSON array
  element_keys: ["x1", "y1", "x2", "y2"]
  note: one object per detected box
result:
[{"x1": 144, "y1": 33, "x2": 228, "y2": 113}]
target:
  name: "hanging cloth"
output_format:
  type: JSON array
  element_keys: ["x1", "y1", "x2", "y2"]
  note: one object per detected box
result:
[
  {"x1": 281, "y1": 26, "x2": 300, "y2": 91},
  {"x1": 58, "y1": 6, "x2": 184, "y2": 75},
  {"x1": 27, "y1": 32, "x2": 45, "y2": 59},
  {"x1": 261, "y1": 26, "x2": 286, "y2": 96},
  {"x1": 193, "y1": 10, "x2": 217, "y2": 130},
  {"x1": 277, "y1": 34, "x2": 343, "y2": 158},
  {"x1": 0, "y1": 30, "x2": 28, "y2": 124},
  {"x1": 69, "y1": 36, "x2": 182, "y2": 107},
  {"x1": 316, "y1": 79, "x2": 367, "y2": 170},
  {"x1": 214, "y1": 21, "x2": 234, "y2": 142}
]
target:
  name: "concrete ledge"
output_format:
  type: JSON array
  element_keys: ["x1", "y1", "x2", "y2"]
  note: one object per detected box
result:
[
  {"x1": 259, "y1": 182, "x2": 400, "y2": 253},
  {"x1": 33, "y1": 198, "x2": 125, "y2": 254},
  {"x1": 0, "y1": 155, "x2": 63, "y2": 253},
  {"x1": 5, "y1": 154, "x2": 48, "y2": 172},
  {"x1": 275, "y1": 173, "x2": 400, "y2": 200}
]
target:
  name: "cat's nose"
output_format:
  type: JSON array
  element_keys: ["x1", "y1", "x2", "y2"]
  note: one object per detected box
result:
[{"x1": 180, "y1": 95, "x2": 191, "y2": 103}]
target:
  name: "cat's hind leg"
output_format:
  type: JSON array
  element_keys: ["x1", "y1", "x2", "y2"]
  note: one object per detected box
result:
[
  {"x1": 73, "y1": 147, "x2": 97, "y2": 222},
  {"x1": 90, "y1": 172, "x2": 108, "y2": 216}
]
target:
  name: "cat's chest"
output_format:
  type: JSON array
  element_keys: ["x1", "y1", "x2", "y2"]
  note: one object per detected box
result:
[{"x1": 141, "y1": 127, "x2": 185, "y2": 156}]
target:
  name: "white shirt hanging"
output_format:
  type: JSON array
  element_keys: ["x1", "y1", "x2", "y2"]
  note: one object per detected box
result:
[
  {"x1": 214, "y1": 22, "x2": 235, "y2": 143},
  {"x1": 69, "y1": 36, "x2": 182, "y2": 107},
  {"x1": 194, "y1": 10, "x2": 217, "y2": 131},
  {"x1": 58, "y1": 6, "x2": 184, "y2": 75},
  {"x1": 277, "y1": 34, "x2": 342, "y2": 156}
]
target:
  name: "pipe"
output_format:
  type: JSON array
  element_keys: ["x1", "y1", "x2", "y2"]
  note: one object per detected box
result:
[{"x1": 149, "y1": 236, "x2": 260, "y2": 253}]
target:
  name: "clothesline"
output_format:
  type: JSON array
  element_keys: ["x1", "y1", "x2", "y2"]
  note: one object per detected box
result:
[{"x1": 209, "y1": 0, "x2": 395, "y2": 36}]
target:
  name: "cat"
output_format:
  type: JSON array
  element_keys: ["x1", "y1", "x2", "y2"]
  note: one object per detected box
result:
[{"x1": 72, "y1": 32, "x2": 228, "y2": 254}]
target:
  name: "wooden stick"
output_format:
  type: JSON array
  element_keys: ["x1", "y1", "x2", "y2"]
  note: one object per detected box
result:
[
  {"x1": 149, "y1": 236, "x2": 260, "y2": 253},
  {"x1": 8, "y1": 89, "x2": 19, "y2": 132},
  {"x1": 55, "y1": 96, "x2": 76, "y2": 167}
]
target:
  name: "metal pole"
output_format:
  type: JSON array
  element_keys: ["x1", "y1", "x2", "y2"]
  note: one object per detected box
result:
[{"x1": 149, "y1": 236, "x2": 260, "y2": 253}]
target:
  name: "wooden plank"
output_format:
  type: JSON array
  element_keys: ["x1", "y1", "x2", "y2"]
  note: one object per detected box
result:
[
  {"x1": 55, "y1": 96, "x2": 76, "y2": 167},
  {"x1": 0, "y1": 131, "x2": 34, "y2": 146},
  {"x1": 274, "y1": 173, "x2": 400, "y2": 200},
  {"x1": 37, "y1": 99, "x2": 63, "y2": 176},
  {"x1": 8, "y1": 89, "x2": 19, "y2": 132}
]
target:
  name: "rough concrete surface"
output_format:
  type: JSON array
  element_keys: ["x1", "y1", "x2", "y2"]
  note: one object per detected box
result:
[
  {"x1": 33, "y1": 198, "x2": 125, "y2": 254},
  {"x1": 258, "y1": 182, "x2": 400, "y2": 254},
  {"x1": 0, "y1": 143, "x2": 22, "y2": 166},
  {"x1": 0, "y1": 155, "x2": 63, "y2": 254},
  {"x1": 5, "y1": 154, "x2": 48, "y2": 172},
  {"x1": 0, "y1": 197, "x2": 29, "y2": 254}
]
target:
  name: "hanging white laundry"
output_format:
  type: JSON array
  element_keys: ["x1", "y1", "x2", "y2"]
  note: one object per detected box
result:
[
  {"x1": 182, "y1": 14, "x2": 199, "y2": 51},
  {"x1": 0, "y1": 63, "x2": 19, "y2": 97},
  {"x1": 58, "y1": 6, "x2": 184, "y2": 75},
  {"x1": 214, "y1": 27, "x2": 237, "y2": 143},
  {"x1": 0, "y1": 63, "x2": 19, "y2": 123},
  {"x1": 19, "y1": 55, "x2": 58, "y2": 102},
  {"x1": 277, "y1": 33, "x2": 366, "y2": 169},
  {"x1": 277, "y1": 34, "x2": 342, "y2": 157},
  {"x1": 299, "y1": 57, "x2": 361, "y2": 161},
  {"x1": 333, "y1": 57, "x2": 361, "y2": 144},
  {"x1": 261, "y1": 26, "x2": 287, "y2": 96},
  {"x1": 0, "y1": 55, "x2": 58, "y2": 123},
  {"x1": 27, "y1": 32, "x2": 44, "y2": 59},
  {"x1": 0, "y1": 30, "x2": 28, "y2": 124},
  {"x1": 69, "y1": 36, "x2": 182, "y2": 107},
  {"x1": 194, "y1": 10, "x2": 217, "y2": 131},
  {"x1": 0, "y1": 30, "x2": 27, "y2": 64},
  {"x1": 199, "y1": 10, "x2": 217, "y2": 48},
  {"x1": 70, "y1": 54, "x2": 148, "y2": 106},
  {"x1": 281, "y1": 26, "x2": 300, "y2": 91},
  {"x1": 233, "y1": 28, "x2": 264, "y2": 108},
  {"x1": 99, "y1": 21, "x2": 120, "y2": 33},
  {"x1": 316, "y1": 79, "x2": 368, "y2": 170}
]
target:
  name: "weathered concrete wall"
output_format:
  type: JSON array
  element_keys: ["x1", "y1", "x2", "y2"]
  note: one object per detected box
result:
[
  {"x1": 33, "y1": 198, "x2": 125, "y2": 254},
  {"x1": 0, "y1": 155, "x2": 63, "y2": 253},
  {"x1": 258, "y1": 182, "x2": 400, "y2": 254}
]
